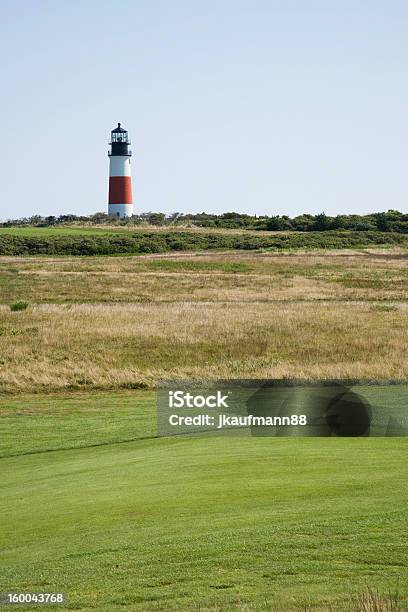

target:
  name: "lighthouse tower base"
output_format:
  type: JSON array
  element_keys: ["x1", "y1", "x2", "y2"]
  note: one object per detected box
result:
[{"x1": 108, "y1": 204, "x2": 133, "y2": 218}]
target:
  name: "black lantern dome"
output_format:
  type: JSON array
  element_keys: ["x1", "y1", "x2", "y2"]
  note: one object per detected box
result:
[{"x1": 108, "y1": 123, "x2": 132, "y2": 157}]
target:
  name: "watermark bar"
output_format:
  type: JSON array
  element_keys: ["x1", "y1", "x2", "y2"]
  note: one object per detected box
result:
[{"x1": 156, "y1": 380, "x2": 408, "y2": 437}]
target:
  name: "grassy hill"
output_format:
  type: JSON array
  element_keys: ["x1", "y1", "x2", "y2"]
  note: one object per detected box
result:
[
  {"x1": 0, "y1": 390, "x2": 407, "y2": 611},
  {"x1": 1, "y1": 244, "x2": 407, "y2": 609}
]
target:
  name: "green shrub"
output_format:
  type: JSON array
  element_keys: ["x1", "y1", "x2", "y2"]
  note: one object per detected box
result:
[
  {"x1": 0, "y1": 230, "x2": 407, "y2": 256},
  {"x1": 10, "y1": 300, "x2": 29, "y2": 311}
]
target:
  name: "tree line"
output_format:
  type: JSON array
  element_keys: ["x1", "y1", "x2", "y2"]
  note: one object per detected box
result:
[{"x1": 1, "y1": 209, "x2": 407, "y2": 233}]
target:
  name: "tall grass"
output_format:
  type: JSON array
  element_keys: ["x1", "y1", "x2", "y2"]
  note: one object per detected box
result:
[
  {"x1": 0, "y1": 249, "x2": 407, "y2": 305},
  {"x1": 0, "y1": 249, "x2": 406, "y2": 393},
  {"x1": 0, "y1": 301, "x2": 406, "y2": 393},
  {"x1": 354, "y1": 587, "x2": 404, "y2": 611}
]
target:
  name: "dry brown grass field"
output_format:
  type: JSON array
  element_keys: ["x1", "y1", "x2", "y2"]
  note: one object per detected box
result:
[{"x1": 0, "y1": 248, "x2": 407, "y2": 392}]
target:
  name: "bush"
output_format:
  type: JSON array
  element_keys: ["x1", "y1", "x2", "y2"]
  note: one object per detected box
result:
[
  {"x1": 0, "y1": 230, "x2": 407, "y2": 256},
  {"x1": 10, "y1": 300, "x2": 29, "y2": 311},
  {"x1": 266, "y1": 216, "x2": 292, "y2": 231}
]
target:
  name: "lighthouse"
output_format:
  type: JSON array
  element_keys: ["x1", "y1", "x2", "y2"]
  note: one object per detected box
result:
[{"x1": 108, "y1": 123, "x2": 133, "y2": 218}]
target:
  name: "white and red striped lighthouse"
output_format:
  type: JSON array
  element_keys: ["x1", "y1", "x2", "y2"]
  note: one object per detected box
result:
[{"x1": 108, "y1": 123, "x2": 133, "y2": 218}]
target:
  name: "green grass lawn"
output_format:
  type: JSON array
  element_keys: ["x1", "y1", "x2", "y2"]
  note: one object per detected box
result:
[{"x1": 0, "y1": 391, "x2": 407, "y2": 610}]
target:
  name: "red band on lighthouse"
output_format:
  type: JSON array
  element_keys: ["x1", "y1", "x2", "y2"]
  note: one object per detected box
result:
[{"x1": 108, "y1": 176, "x2": 132, "y2": 204}]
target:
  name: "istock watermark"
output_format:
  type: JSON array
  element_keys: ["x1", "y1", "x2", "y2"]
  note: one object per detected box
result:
[
  {"x1": 156, "y1": 380, "x2": 408, "y2": 438},
  {"x1": 168, "y1": 390, "x2": 230, "y2": 409}
]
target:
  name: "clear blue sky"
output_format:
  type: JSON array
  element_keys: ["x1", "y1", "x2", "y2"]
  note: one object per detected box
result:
[{"x1": 0, "y1": 0, "x2": 407, "y2": 219}]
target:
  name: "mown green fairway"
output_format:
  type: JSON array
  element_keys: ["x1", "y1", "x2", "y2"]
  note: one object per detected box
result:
[{"x1": 0, "y1": 391, "x2": 407, "y2": 610}]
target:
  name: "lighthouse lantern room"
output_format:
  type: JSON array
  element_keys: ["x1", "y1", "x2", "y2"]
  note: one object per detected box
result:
[{"x1": 108, "y1": 123, "x2": 133, "y2": 218}]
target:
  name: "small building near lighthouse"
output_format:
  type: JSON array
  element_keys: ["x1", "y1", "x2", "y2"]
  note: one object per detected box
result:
[{"x1": 108, "y1": 123, "x2": 133, "y2": 218}]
